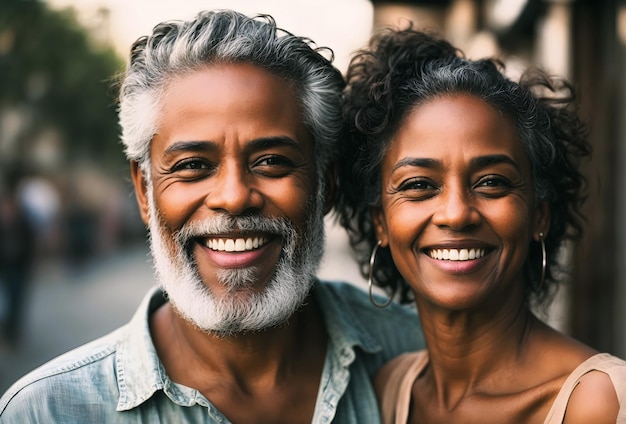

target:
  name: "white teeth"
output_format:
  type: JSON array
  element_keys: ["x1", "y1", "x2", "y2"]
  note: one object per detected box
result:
[
  {"x1": 204, "y1": 236, "x2": 267, "y2": 252},
  {"x1": 225, "y1": 239, "x2": 235, "y2": 252},
  {"x1": 235, "y1": 239, "x2": 245, "y2": 251},
  {"x1": 429, "y1": 248, "x2": 486, "y2": 261}
]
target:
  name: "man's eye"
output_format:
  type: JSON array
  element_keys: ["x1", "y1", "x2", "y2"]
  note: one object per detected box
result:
[
  {"x1": 170, "y1": 159, "x2": 214, "y2": 178},
  {"x1": 256, "y1": 156, "x2": 294, "y2": 167},
  {"x1": 253, "y1": 155, "x2": 295, "y2": 177}
]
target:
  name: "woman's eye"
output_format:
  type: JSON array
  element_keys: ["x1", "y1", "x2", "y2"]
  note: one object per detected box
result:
[
  {"x1": 476, "y1": 175, "x2": 510, "y2": 188},
  {"x1": 474, "y1": 175, "x2": 514, "y2": 196},
  {"x1": 393, "y1": 178, "x2": 438, "y2": 201},
  {"x1": 398, "y1": 178, "x2": 434, "y2": 191},
  {"x1": 257, "y1": 156, "x2": 293, "y2": 166}
]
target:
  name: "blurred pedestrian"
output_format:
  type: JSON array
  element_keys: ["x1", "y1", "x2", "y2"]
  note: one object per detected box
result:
[{"x1": 0, "y1": 171, "x2": 35, "y2": 346}]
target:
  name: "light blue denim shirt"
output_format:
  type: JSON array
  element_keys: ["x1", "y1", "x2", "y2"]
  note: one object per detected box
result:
[{"x1": 0, "y1": 280, "x2": 423, "y2": 423}]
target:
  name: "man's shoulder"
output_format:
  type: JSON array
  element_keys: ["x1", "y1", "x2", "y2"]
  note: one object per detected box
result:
[
  {"x1": 0, "y1": 327, "x2": 124, "y2": 420},
  {"x1": 315, "y1": 280, "x2": 424, "y2": 380},
  {"x1": 315, "y1": 280, "x2": 423, "y2": 347},
  {"x1": 316, "y1": 280, "x2": 418, "y2": 323}
]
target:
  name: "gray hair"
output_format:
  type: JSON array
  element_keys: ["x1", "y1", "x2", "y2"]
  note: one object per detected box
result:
[{"x1": 117, "y1": 9, "x2": 344, "y2": 176}]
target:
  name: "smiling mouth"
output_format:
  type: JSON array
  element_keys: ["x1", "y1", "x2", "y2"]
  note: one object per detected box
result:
[
  {"x1": 202, "y1": 236, "x2": 269, "y2": 252},
  {"x1": 427, "y1": 248, "x2": 486, "y2": 261}
]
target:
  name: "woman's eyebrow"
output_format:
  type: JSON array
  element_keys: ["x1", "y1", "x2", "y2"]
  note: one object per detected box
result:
[
  {"x1": 392, "y1": 157, "x2": 440, "y2": 172},
  {"x1": 470, "y1": 154, "x2": 521, "y2": 172},
  {"x1": 391, "y1": 154, "x2": 521, "y2": 173}
]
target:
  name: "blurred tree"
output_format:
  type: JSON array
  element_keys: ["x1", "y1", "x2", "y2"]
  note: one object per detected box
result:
[{"x1": 0, "y1": 0, "x2": 124, "y2": 171}]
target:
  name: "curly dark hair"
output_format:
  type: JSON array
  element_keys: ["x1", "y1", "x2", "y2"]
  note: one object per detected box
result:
[{"x1": 335, "y1": 26, "x2": 592, "y2": 306}]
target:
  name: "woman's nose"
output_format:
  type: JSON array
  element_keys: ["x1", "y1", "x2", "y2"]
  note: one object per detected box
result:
[{"x1": 431, "y1": 186, "x2": 481, "y2": 230}]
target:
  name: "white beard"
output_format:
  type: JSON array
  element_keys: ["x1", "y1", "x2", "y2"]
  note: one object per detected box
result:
[{"x1": 146, "y1": 182, "x2": 325, "y2": 336}]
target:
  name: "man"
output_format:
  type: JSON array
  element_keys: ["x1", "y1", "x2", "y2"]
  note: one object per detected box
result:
[{"x1": 0, "y1": 10, "x2": 423, "y2": 423}]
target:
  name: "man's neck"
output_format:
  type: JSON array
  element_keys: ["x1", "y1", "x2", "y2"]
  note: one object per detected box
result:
[{"x1": 149, "y1": 293, "x2": 327, "y2": 422}]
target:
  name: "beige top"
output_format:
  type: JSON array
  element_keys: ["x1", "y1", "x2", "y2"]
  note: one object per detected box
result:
[{"x1": 379, "y1": 351, "x2": 626, "y2": 424}]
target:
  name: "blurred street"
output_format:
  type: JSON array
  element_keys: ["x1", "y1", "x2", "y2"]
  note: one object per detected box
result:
[
  {"x1": 0, "y1": 244, "x2": 155, "y2": 394},
  {"x1": 0, "y1": 222, "x2": 365, "y2": 395}
]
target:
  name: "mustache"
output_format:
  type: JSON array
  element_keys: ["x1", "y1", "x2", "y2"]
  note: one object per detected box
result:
[{"x1": 174, "y1": 215, "x2": 295, "y2": 246}]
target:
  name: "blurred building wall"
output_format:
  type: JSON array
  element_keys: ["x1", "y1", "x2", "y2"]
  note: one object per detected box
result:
[{"x1": 617, "y1": 0, "x2": 626, "y2": 359}]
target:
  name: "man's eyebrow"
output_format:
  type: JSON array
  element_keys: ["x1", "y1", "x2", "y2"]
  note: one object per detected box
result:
[
  {"x1": 163, "y1": 140, "x2": 217, "y2": 156},
  {"x1": 162, "y1": 136, "x2": 301, "y2": 156},
  {"x1": 247, "y1": 136, "x2": 302, "y2": 151}
]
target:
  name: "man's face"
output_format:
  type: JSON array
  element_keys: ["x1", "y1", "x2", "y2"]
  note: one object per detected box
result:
[{"x1": 132, "y1": 63, "x2": 327, "y2": 335}]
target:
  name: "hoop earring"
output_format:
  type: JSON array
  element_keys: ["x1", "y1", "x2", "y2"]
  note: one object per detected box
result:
[
  {"x1": 538, "y1": 232, "x2": 546, "y2": 292},
  {"x1": 369, "y1": 240, "x2": 393, "y2": 309}
]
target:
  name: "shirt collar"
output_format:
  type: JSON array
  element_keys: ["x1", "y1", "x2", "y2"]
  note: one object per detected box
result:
[
  {"x1": 116, "y1": 286, "x2": 169, "y2": 411},
  {"x1": 313, "y1": 280, "x2": 382, "y2": 363},
  {"x1": 115, "y1": 280, "x2": 381, "y2": 410}
]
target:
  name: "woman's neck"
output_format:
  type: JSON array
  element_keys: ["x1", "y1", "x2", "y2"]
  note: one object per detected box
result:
[{"x1": 415, "y1": 286, "x2": 537, "y2": 391}]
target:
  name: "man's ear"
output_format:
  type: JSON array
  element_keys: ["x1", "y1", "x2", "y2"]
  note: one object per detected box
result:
[
  {"x1": 130, "y1": 161, "x2": 150, "y2": 226},
  {"x1": 322, "y1": 163, "x2": 337, "y2": 216},
  {"x1": 371, "y1": 206, "x2": 389, "y2": 247}
]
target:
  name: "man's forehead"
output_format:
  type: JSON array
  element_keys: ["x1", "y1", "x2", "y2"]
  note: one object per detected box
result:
[{"x1": 150, "y1": 63, "x2": 315, "y2": 157}]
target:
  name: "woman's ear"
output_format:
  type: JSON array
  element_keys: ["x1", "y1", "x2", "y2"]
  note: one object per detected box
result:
[
  {"x1": 533, "y1": 200, "x2": 551, "y2": 241},
  {"x1": 130, "y1": 161, "x2": 150, "y2": 226},
  {"x1": 371, "y1": 206, "x2": 389, "y2": 247}
]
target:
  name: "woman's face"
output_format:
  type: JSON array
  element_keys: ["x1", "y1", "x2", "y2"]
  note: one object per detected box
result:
[{"x1": 373, "y1": 94, "x2": 549, "y2": 310}]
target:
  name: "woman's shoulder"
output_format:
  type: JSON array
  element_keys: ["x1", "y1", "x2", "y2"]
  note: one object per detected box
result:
[
  {"x1": 374, "y1": 350, "x2": 429, "y2": 424},
  {"x1": 374, "y1": 350, "x2": 427, "y2": 390},
  {"x1": 552, "y1": 353, "x2": 626, "y2": 424}
]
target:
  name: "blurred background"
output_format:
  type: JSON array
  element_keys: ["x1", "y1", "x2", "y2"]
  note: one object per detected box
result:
[{"x1": 1, "y1": 0, "x2": 625, "y2": 393}]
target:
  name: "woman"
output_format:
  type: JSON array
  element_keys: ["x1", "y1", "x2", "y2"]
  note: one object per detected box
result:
[{"x1": 337, "y1": 27, "x2": 626, "y2": 423}]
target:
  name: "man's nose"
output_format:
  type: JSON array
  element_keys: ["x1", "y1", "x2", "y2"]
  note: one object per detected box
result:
[
  {"x1": 431, "y1": 186, "x2": 481, "y2": 230},
  {"x1": 204, "y1": 163, "x2": 264, "y2": 215}
]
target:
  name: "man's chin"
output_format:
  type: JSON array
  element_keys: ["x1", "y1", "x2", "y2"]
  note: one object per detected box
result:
[
  {"x1": 148, "y1": 189, "x2": 325, "y2": 337},
  {"x1": 215, "y1": 266, "x2": 262, "y2": 291},
  {"x1": 162, "y1": 271, "x2": 306, "y2": 335}
]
